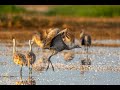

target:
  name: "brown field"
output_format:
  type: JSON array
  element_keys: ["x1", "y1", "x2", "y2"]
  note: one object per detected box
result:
[{"x1": 0, "y1": 14, "x2": 120, "y2": 47}]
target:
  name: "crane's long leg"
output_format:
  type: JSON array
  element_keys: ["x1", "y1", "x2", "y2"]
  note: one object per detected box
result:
[
  {"x1": 46, "y1": 50, "x2": 58, "y2": 71},
  {"x1": 29, "y1": 65, "x2": 34, "y2": 77},
  {"x1": 28, "y1": 59, "x2": 31, "y2": 76},
  {"x1": 29, "y1": 66, "x2": 32, "y2": 77},
  {"x1": 30, "y1": 66, "x2": 32, "y2": 75},
  {"x1": 86, "y1": 53, "x2": 88, "y2": 60},
  {"x1": 86, "y1": 45, "x2": 88, "y2": 54},
  {"x1": 84, "y1": 46, "x2": 86, "y2": 53},
  {"x1": 20, "y1": 66, "x2": 22, "y2": 80}
]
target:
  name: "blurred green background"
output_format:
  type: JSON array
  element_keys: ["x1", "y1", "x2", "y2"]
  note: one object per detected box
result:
[{"x1": 0, "y1": 5, "x2": 120, "y2": 17}]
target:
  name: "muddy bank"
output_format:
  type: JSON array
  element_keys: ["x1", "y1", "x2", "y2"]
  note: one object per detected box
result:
[{"x1": 0, "y1": 15, "x2": 120, "y2": 47}]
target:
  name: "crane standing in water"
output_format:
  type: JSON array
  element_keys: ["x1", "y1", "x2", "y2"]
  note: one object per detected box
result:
[
  {"x1": 25, "y1": 40, "x2": 36, "y2": 76},
  {"x1": 12, "y1": 38, "x2": 27, "y2": 78},
  {"x1": 80, "y1": 30, "x2": 91, "y2": 53}
]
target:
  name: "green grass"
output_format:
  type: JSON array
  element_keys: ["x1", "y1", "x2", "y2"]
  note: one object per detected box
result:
[
  {"x1": 1, "y1": 5, "x2": 120, "y2": 17},
  {"x1": 0, "y1": 5, "x2": 26, "y2": 14},
  {"x1": 44, "y1": 5, "x2": 120, "y2": 17}
]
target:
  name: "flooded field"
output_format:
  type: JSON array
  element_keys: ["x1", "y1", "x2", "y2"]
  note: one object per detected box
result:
[
  {"x1": 0, "y1": 5, "x2": 120, "y2": 85},
  {"x1": 0, "y1": 40, "x2": 120, "y2": 85}
]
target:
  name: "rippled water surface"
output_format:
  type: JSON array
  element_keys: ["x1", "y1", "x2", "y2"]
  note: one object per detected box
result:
[{"x1": 0, "y1": 42, "x2": 120, "y2": 85}]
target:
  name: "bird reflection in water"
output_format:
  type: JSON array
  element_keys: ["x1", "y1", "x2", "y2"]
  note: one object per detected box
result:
[
  {"x1": 32, "y1": 58, "x2": 47, "y2": 72},
  {"x1": 63, "y1": 51, "x2": 75, "y2": 61},
  {"x1": 32, "y1": 53, "x2": 48, "y2": 72},
  {"x1": 80, "y1": 54, "x2": 91, "y2": 75},
  {"x1": 81, "y1": 54, "x2": 91, "y2": 65},
  {"x1": 15, "y1": 75, "x2": 36, "y2": 85}
]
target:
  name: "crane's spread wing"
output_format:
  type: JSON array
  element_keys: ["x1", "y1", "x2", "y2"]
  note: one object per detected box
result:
[
  {"x1": 44, "y1": 30, "x2": 58, "y2": 46},
  {"x1": 50, "y1": 33, "x2": 68, "y2": 51}
]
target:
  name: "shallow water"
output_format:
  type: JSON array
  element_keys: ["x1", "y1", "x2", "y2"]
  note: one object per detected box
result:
[
  {"x1": 0, "y1": 42, "x2": 120, "y2": 85},
  {"x1": 93, "y1": 40, "x2": 120, "y2": 44}
]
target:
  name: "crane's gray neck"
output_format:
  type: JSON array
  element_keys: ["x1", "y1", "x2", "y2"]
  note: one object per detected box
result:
[
  {"x1": 67, "y1": 45, "x2": 81, "y2": 50},
  {"x1": 13, "y1": 39, "x2": 16, "y2": 54}
]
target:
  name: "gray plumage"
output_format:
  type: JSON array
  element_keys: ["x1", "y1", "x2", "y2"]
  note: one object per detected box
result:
[
  {"x1": 81, "y1": 35, "x2": 91, "y2": 46},
  {"x1": 46, "y1": 32, "x2": 81, "y2": 71},
  {"x1": 80, "y1": 30, "x2": 91, "y2": 53},
  {"x1": 26, "y1": 52, "x2": 36, "y2": 65}
]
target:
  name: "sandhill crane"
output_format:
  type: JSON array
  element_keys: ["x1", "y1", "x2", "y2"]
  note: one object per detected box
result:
[
  {"x1": 46, "y1": 31, "x2": 81, "y2": 71},
  {"x1": 31, "y1": 28, "x2": 75, "y2": 53},
  {"x1": 25, "y1": 40, "x2": 36, "y2": 75},
  {"x1": 80, "y1": 30, "x2": 91, "y2": 53},
  {"x1": 12, "y1": 39, "x2": 27, "y2": 78}
]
